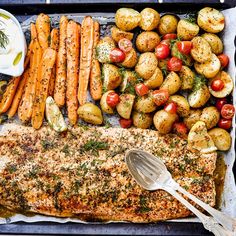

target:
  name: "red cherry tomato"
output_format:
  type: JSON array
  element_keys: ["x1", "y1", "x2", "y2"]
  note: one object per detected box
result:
[
  {"x1": 119, "y1": 118, "x2": 133, "y2": 128},
  {"x1": 110, "y1": 48, "x2": 126, "y2": 63},
  {"x1": 221, "y1": 104, "x2": 235, "y2": 119},
  {"x1": 216, "y1": 98, "x2": 227, "y2": 111},
  {"x1": 155, "y1": 44, "x2": 170, "y2": 59},
  {"x1": 218, "y1": 118, "x2": 232, "y2": 130},
  {"x1": 176, "y1": 41, "x2": 193, "y2": 55},
  {"x1": 163, "y1": 33, "x2": 177, "y2": 40},
  {"x1": 164, "y1": 102, "x2": 177, "y2": 114},
  {"x1": 160, "y1": 39, "x2": 170, "y2": 47},
  {"x1": 135, "y1": 83, "x2": 149, "y2": 96},
  {"x1": 218, "y1": 54, "x2": 229, "y2": 68},
  {"x1": 211, "y1": 79, "x2": 224, "y2": 91},
  {"x1": 118, "y1": 38, "x2": 132, "y2": 53},
  {"x1": 173, "y1": 122, "x2": 188, "y2": 136},
  {"x1": 152, "y1": 89, "x2": 169, "y2": 106},
  {"x1": 167, "y1": 57, "x2": 182, "y2": 72},
  {"x1": 106, "y1": 92, "x2": 120, "y2": 108}
]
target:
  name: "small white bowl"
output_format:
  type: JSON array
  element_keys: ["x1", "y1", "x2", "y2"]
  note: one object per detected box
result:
[{"x1": 0, "y1": 9, "x2": 26, "y2": 77}]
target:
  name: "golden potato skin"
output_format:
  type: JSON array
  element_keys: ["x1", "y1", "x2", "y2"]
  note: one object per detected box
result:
[
  {"x1": 208, "y1": 128, "x2": 231, "y2": 151},
  {"x1": 139, "y1": 8, "x2": 160, "y2": 31},
  {"x1": 135, "y1": 52, "x2": 158, "y2": 80},
  {"x1": 179, "y1": 66, "x2": 194, "y2": 90},
  {"x1": 116, "y1": 93, "x2": 135, "y2": 119},
  {"x1": 169, "y1": 95, "x2": 190, "y2": 117},
  {"x1": 158, "y1": 15, "x2": 178, "y2": 35},
  {"x1": 200, "y1": 106, "x2": 220, "y2": 129},
  {"x1": 136, "y1": 31, "x2": 160, "y2": 52},
  {"x1": 121, "y1": 48, "x2": 138, "y2": 68},
  {"x1": 202, "y1": 33, "x2": 223, "y2": 55},
  {"x1": 132, "y1": 111, "x2": 153, "y2": 129},
  {"x1": 111, "y1": 26, "x2": 134, "y2": 43},
  {"x1": 134, "y1": 94, "x2": 157, "y2": 113},
  {"x1": 115, "y1": 8, "x2": 141, "y2": 31},
  {"x1": 100, "y1": 90, "x2": 115, "y2": 114},
  {"x1": 160, "y1": 71, "x2": 181, "y2": 95},
  {"x1": 183, "y1": 109, "x2": 202, "y2": 130},
  {"x1": 120, "y1": 70, "x2": 137, "y2": 93},
  {"x1": 153, "y1": 109, "x2": 178, "y2": 134},
  {"x1": 144, "y1": 67, "x2": 163, "y2": 89},
  {"x1": 188, "y1": 85, "x2": 210, "y2": 108},
  {"x1": 177, "y1": 19, "x2": 199, "y2": 40}
]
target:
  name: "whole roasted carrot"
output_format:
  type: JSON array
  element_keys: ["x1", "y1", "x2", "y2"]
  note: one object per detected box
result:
[
  {"x1": 24, "y1": 41, "x2": 33, "y2": 69},
  {"x1": 54, "y1": 16, "x2": 68, "y2": 107},
  {"x1": 78, "y1": 16, "x2": 94, "y2": 105},
  {"x1": 89, "y1": 21, "x2": 102, "y2": 101},
  {"x1": 48, "y1": 28, "x2": 59, "y2": 96},
  {"x1": 32, "y1": 48, "x2": 57, "y2": 129},
  {"x1": 66, "y1": 20, "x2": 80, "y2": 125}
]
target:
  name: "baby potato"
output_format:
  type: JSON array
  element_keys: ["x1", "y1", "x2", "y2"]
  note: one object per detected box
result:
[
  {"x1": 188, "y1": 85, "x2": 210, "y2": 108},
  {"x1": 202, "y1": 33, "x2": 223, "y2": 55},
  {"x1": 139, "y1": 8, "x2": 160, "y2": 31},
  {"x1": 194, "y1": 53, "x2": 221, "y2": 79},
  {"x1": 102, "y1": 64, "x2": 122, "y2": 91},
  {"x1": 120, "y1": 70, "x2": 137, "y2": 93},
  {"x1": 190, "y1": 36, "x2": 212, "y2": 63},
  {"x1": 117, "y1": 94, "x2": 135, "y2": 119},
  {"x1": 179, "y1": 66, "x2": 194, "y2": 90},
  {"x1": 208, "y1": 128, "x2": 231, "y2": 151},
  {"x1": 153, "y1": 109, "x2": 178, "y2": 134},
  {"x1": 177, "y1": 19, "x2": 199, "y2": 40},
  {"x1": 160, "y1": 71, "x2": 181, "y2": 95},
  {"x1": 134, "y1": 94, "x2": 157, "y2": 113},
  {"x1": 100, "y1": 90, "x2": 115, "y2": 114},
  {"x1": 121, "y1": 48, "x2": 138, "y2": 68},
  {"x1": 135, "y1": 52, "x2": 158, "y2": 80},
  {"x1": 200, "y1": 106, "x2": 220, "y2": 130},
  {"x1": 111, "y1": 26, "x2": 134, "y2": 43},
  {"x1": 77, "y1": 103, "x2": 103, "y2": 125},
  {"x1": 208, "y1": 71, "x2": 234, "y2": 98},
  {"x1": 197, "y1": 7, "x2": 225, "y2": 33},
  {"x1": 115, "y1": 8, "x2": 141, "y2": 31},
  {"x1": 169, "y1": 95, "x2": 190, "y2": 117},
  {"x1": 158, "y1": 14, "x2": 178, "y2": 35},
  {"x1": 183, "y1": 109, "x2": 202, "y2": 130},
  {"x1": 136, "y1": 31, "x2": 160, "y2": 52},
  {"x1": 132, "y1": 111, "x2": 153, "y2": 129},
  {"x1": 144, "y1": 67, "x2": 163, "y2": 89},
  {"x1": 158, "y1": 58, "x2": 169, "y2": 70}
]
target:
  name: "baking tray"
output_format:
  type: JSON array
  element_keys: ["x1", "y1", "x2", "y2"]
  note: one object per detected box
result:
[{"x1": 0, "y1": 1, "x2": 236, "y2": 235}]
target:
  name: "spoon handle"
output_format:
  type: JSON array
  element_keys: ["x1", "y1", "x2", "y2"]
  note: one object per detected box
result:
[
  {"x1": 168, "y1": 179, "x2": 236, "y2": 232},
  {"x1": 164, "y1": 187, "x2": 233, "y2": 236}
]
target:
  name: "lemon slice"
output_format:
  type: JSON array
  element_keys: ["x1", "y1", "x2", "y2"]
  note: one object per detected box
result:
[{"x1": 188, "y1": 121, "x2": 217, "y2": 153}]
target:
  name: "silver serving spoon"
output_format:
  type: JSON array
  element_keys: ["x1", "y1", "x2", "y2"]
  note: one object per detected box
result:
[{"x1": 125, "y1": 149, "x2": 236, "y2": 236}]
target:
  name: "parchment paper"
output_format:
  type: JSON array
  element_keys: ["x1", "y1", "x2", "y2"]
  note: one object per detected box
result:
[{"x1": 0, "y1": 7, "x2": 236, "y2": 224}]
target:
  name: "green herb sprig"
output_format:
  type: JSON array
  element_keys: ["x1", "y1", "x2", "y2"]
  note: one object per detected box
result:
[
  {"x1": 81, "y1": 140, "x2": 109, "y2": 156},
  {"x1": 0, "y1": 29, "x2": 9, "y2": 49}
]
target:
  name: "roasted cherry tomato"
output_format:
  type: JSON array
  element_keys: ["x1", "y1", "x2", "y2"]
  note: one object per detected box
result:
[
  {"x1": 216, "y1": 98, "x2": 227, "y2": 111},
  {"x1": 176, "y1": 41, "x2": 193, "y2": 55},
  {"x1": 173, "y1": 122, "x2": 188, "y2": 136},
  {"x1": 163, "y1": 33, "x2": 177, "y2": 40},
  {"x1": 135, "y1": 83, "x2": 149, "y2": 96},
  {"x1": 218, "y1": 54, "x2": 229, "y2": 68},
  {"x1": 155, "y1": 44, "x2": 170, "y2": 59},
  {"x1": 211, "y1": 79, "x2": 224, "y2": 91},
  {"x1": 164, "y1": 102, "x2": 177, "y2": 114},
  {"x1": 160, "y1": 39, "x2": 170, "y2": 47},
  {"x1": 167, "y1": 57, "x2": 182, "y2": 72},
  {"x1": 118, "y1": 38, "x2": 132, "y2": 53},
  {"x1": 110, "y1": 48, "x2": 126, "y2": 63},
  {"x1": 221, "y1": 104, "x2": 235, "y2": 119},
  {"x1": 152, "y1": 89, "x2": 169, "y2": 106},
  {"x1": 119, "y1": 118, "x2": 133, "y2": 128},
  {"x1": 106, "y1": 92, "x2": 120, "y2": 108},
  {"x1": 218, "y1": 118, "x2": 232, "y2": 130}
]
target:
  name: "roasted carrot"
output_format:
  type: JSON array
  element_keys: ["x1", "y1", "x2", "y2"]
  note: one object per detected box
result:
[
  {"x1": 78, "y1": 16, "x2": 94, "y2": 105},
  {"x1": 66, "y1": 21, "x2": 80, "y2": 125},
  {"x1": 48, "y1": 28, "x2": 59, "y2": 96},
  {"x1": 24, "y1": 41, "x2": 33, "y2": 69},
  {"x1": 0, "y1": 76, "x2": 21, "y2": 114},
  {"x1": 8, "y1": 69, "x2": 29, "y2": 118},
  {"x1": 36, "y1": 13, "x2": 50, "y2": 51},
  {"x1": 31, "y1": 48, "x2": 57, "y2": 129},
  {"x1": 54, "y1": 16, "x2": 68, "y2": 107},
  {"x1": 89, "y1": 21, "x2": 102, "y2": 101}
]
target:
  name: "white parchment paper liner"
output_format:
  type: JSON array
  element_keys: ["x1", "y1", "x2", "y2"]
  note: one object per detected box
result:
[{"x1": 0, "y1": 7, "x2": 236, "y2": 224}]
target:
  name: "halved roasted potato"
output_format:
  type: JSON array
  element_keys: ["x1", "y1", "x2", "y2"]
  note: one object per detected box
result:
[
  {"x1": 197, "y1": 7, "x2": 225, "y2": 33},
  {"x1": 139, "y1": 8, "x2": 160, "y2": 31},
  {"x1": 111, "y1": 26, "x2": 134, "y2": 43},
  {"x1": 158, "y1": 14, "x2": 178, "y2": 35},
  {"x1": 188, "y1": 121, "x2": 217, "y2": 153},
  {"x1": 179, "y1": 66, "x2": 194, "y2": 90},
  {"x1": 134, "y1": 94, "x2": 157, "y2": 113},
  {"x1": 200, "y1": 106, "x2": 220, "y2": 129},
  {"x1": 194, "y1": 53, "x2": 221, "y2": 79},
  {"x1": 136, "y1": 31, "x2": 160, "y2": 52},
  {"x1": 120, "y1": 70, "x2": 137, "y2": 93},
  {"x1": 191, "y1": 36, "x2": 212, "y2": 63},
  {"x1": 177, "y1": 19, "x2": 199, "y2": 40},
  {"x1": 132, "y1": 111, "x2": 153, "y2": 129},
  {"x1": 100, "y1": 90, "x2": 115, "y2": 114},
  {"x1": 144, "y1": 67, "x2": 163, "y2": 89},
  {"x1": 202, "y1": 33, "x2": 223, "y2": 55},
  {"x1": 208, "y1": 71, "x2": 234, "y2": 98},
  {"x1": 183, "y1": 109, "x2": 202, "y2": 130},
  {"x1": 169, "y1": 95, "x2": 190, "y2": 117},
  {"x1": 160, "y1": 71, "x2": 181, "y2": 95},
  {"x1": 188, "y1": 85, "x2": 210, "y2": 108},
  {"x1": 116, "y1": 93, "x2": 135, "y2": 119},
  {"x1": 120, "y1": 48, "x2": 138, "y2": 68}
]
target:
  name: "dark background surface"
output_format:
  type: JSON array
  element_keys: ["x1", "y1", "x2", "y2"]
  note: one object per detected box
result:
[{"x1": 0, "y1": 0, "x2": 236, "y2": 235}]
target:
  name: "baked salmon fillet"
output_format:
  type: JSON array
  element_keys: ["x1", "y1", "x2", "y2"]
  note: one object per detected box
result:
[{"x1": 0, "y1": 123, "x2": 216, "y2": 222}]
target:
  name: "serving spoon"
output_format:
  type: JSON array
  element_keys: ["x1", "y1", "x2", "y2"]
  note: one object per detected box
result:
[{"x1": 125, "y1": 149, "x2": 236, "y2": 236}]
